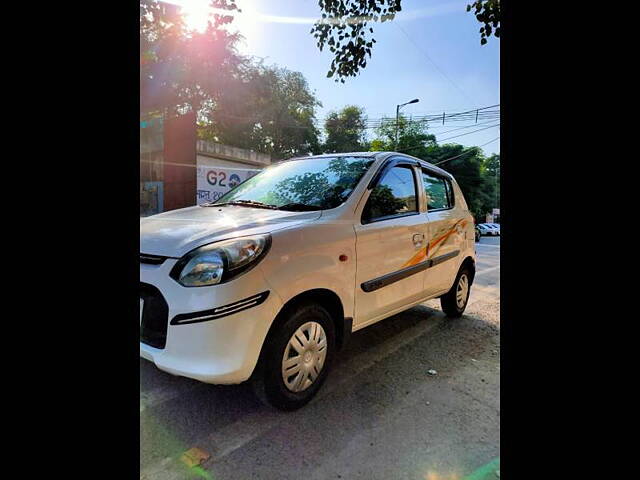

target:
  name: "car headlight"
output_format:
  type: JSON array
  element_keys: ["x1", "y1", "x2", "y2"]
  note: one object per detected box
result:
[{"x1": 170, "y1": 234, "x2": 271, "y2": 287}]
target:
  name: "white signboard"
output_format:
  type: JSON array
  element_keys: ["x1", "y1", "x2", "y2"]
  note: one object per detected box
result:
[{"x1": 196, "y1": 161, "x2": 261, "y2": 204}]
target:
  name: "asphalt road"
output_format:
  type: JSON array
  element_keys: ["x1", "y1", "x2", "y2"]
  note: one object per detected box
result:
[{"x1": 140, "y1": 236, "x2": 500, "y2": 480}]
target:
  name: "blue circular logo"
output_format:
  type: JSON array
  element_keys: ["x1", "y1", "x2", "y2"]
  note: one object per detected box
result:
[{"x1": 229, "y1": 174, "x2": 241, "y2": 188}]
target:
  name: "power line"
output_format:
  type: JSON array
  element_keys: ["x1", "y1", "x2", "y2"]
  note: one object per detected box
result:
[
  {"x1": 437, "y1": 123, "x2": 500, "y2": 142},
  {"x1": 395, "y1": 23, "x2": 478, "y2": 107},
  {"x1": 398, "y1": 124, "x2": 499, "y2": 155},
  {"x1": 429, "y1": 120, "x2": 500, "y2": 137},
  {"x1": 209, "y1": 104, "x2": 499, "y2": 130},
  {"x1": 432, "y1": 137, "x2": 500, "y2": 166}
]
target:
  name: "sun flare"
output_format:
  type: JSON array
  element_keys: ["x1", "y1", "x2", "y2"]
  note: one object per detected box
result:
[{"x1": 178, "y1": 0, "x2": 212, "y2": 33}]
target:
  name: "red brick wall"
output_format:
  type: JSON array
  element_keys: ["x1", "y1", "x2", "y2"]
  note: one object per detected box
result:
[{"x1": 163, "y1": 112, "x2": 196, "y2": 212}]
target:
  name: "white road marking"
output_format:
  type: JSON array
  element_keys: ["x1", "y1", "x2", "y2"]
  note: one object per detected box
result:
[{"x1": 140, "y1": 383, "x2": 203, "y2": 413}]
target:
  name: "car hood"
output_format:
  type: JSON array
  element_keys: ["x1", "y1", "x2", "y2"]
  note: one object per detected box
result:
[{"x1": 140, "y1": 205, "x2": 322, "y2": 257}]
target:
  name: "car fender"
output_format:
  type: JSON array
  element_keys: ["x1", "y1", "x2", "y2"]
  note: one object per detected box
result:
[{"x1": 259, "y1": 218, "x2": 356, "y2": 321}]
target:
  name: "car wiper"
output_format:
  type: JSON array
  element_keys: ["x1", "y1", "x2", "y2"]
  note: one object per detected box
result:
[
  {"x1": 276, "y1": 203, "x2": 321, "y2": 212},
  {"x1": 203, "y1": 200, "x2": 278, "y2": 210}
]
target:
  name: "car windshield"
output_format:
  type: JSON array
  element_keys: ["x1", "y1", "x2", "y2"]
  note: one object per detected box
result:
[{"x1": 215, "y1": 156, "x2": 375, "y2": 210}]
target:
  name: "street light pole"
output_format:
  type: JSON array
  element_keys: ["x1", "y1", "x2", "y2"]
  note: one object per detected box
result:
[{"x1": 395, "y1": 98, "x2": 419, "y2": 150}]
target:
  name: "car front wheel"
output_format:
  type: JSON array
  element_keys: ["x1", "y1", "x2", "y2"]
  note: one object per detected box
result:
[{"x1": 252, "y1": 302, "x2": 335, "y2": 411}]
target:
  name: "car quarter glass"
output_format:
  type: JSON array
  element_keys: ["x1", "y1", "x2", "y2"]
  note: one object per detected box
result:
[{"x1": 422, "y1": 169, "x2": 452, "y2": 210}]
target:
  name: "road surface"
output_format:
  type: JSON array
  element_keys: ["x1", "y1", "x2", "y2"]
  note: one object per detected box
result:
[{"x1": 140, "y1": 236, "x2": 500, "y2": 480}]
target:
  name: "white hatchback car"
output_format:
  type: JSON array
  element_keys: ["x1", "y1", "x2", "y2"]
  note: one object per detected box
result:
[{"x1": 140, "y1": 152, "x2": 476, "y2": 410}]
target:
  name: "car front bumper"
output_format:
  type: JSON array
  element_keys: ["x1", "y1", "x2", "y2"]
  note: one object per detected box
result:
[{"x1": 140, "y1": 259, "x2": 282, "y2": 384}]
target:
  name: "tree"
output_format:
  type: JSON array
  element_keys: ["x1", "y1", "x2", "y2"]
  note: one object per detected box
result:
[
  {"x1": 310, "y1": 0, "x2": 402, "y2": 82},
  {"x1": 369, "y1": 114, "x2": 436, "y2": 156},
  {"x1": 368, "y1": 116, "x2": 497, "y2": 220},
  {"x1": 467, "y1": 0, "x2": 501, "y2": 45},
  {"x1": 322, "y1": 105, "x2": 368, "y2": 153},
  {"x1": 140, "y1": 0, "x2": 243, "y2": 116},
  {"x1": 201, "y1": 63, "x2": 322, "y2": 160},
  {"x1": 484, "y1": 153, "x2": 500, "y2": 209},
  {"x1": 311, "y1": 0, "x2": 500, "y2": 82},
  {"x1": 421, "y1": 144, "x2": 496, "y2": 220}
]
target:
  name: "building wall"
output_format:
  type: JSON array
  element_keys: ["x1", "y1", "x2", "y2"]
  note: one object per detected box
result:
[
  {"x1": 140, "y1": 117, "x2": 164, "y2": 216},
  {"x1": 140, "y1": 118, "x2": 272, "y2": 214},
  {"x1": 195, "y1": 140, "x2": 271, "y2": 205},
  {"x1": 163, "y1": 113, "x2": 197, "y2": 212}
]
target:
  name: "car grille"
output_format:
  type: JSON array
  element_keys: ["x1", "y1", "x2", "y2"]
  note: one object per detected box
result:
[
  {"x1": 140, "y1": 282, "x2": 169, "y2": 349},
  {"x1": 140, "y1": 253, "x2": 167, "y2": 265}
]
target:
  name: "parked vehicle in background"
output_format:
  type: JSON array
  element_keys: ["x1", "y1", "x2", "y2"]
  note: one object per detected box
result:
[
  {"x1": 486, "y1": 223, "x2": 500, "y2": 235},
  {"x1": 477, "y1": 224, "x2": 493, "y2": 236},
  {"x1": 479, "y1": 223, "x2": 499, "y2": 236},
  {"x1": 140, "y1": 152, "x2": 476, "y2": 410}
]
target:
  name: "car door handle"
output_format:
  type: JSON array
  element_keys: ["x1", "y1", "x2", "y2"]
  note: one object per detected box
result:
[{"x1": 412, "y1": 233, "x2": 425, "y2": 247}]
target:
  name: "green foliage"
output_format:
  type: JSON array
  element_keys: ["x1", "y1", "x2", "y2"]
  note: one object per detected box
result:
[
  {"x1": 368, "y1": 116, "x2": 498, "y2": 219},
  {"x1": 466, "y1": 0, "x2": 501, "y2": 45},
  {"x1": 422, "y1": 144, "x2": 496, "y2": 219},
  {"x1": 311, "y1": 0, "x2": 500, "y2": 81},
  {"x1": 322, "y1": 105, "x2": 369, "y2": 153},
  {"x1": 371, "y1": 114, "x2": 436, "y2": 156},
  {"x1": 310, "y1": 0, "x2": 402, "y2": 82},
  {"x1": 201, "y1": 63, "x2": 322, "y2": 160},
  {"x1": 141, "y1": 1, "x2": 323, "y2": 159},
  {"x1": 140, "y1": 0, "x2": 243, "y2": 115},
  {"x1": 484, "y1": 153, "x2": 500, "y2": 209}
]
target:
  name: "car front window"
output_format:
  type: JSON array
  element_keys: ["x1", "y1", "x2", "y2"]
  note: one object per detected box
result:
[{"x1": 216, "y1": 156, "x2": 375, "y2": 210}]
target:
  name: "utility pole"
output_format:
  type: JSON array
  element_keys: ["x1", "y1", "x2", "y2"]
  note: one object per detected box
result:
[{"x1": 395, "y1": 98, "x2": 419, "y2": 150}]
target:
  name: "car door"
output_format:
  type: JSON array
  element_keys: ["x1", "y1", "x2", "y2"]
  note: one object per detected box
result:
[
  {"x1": 420, "y1": 168, "x2": 465, "y2": 296},
  {"x1": 354, "y1": 160, "x2": 429, "y2": 327}
]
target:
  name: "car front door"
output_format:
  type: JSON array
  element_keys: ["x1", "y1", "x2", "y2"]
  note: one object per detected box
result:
[{"x1": 354, "y1": 160, "x2": 429, "y2": 328}]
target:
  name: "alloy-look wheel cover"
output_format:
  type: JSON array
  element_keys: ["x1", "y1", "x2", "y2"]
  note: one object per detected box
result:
[
  {"x1": 281, "y1": 321, "x2": 327, "y2": 393},
  {"x1": 456, "y1": 274, "x2": 469, "y2": 309}
]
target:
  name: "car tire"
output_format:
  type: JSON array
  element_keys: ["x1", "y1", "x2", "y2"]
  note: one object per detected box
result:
[
  {"x1": 252, "y1": 302, "x2": 336, "y2": 411},
  {"x1": 440, "y1": 267, "x2": 472, "y2": 318}
]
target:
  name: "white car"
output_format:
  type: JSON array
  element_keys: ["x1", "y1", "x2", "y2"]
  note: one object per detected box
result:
[
  {"x1": 140, "y1": 152, "x2": 477, "y2": 410},
  {"x1": 478, "y1": 223, "x2": 499, "y2": 236}
]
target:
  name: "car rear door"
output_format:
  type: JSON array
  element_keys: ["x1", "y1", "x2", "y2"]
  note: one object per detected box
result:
[
  {"x1": 353, "y1": 158, "x2": 429, "y2": 327},
  {"x1": 420, "y1": 168, "x2": 465, "y2": 296}
]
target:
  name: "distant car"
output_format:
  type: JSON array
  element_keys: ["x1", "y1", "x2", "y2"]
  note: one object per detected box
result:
[
  {"x1": 477, "y1": 224, "x2": 496, "y2": 236},
  {"x1": 486, "y1": 223, "x2": 500, "y2": 235}
]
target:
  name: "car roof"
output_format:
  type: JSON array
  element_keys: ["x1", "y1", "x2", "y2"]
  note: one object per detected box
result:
[{"x1": 284, "y1": 151, "x2": 453, "y2": 179}]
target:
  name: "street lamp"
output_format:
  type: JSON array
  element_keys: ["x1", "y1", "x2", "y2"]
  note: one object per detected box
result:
[{"x1": 395, "y1": 98, "x2": 419, "y2": 149}]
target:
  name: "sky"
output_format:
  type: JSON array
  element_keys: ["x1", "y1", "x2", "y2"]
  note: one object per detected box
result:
[{"x1": 171, "y1": 0, "x2": 500, "y2": 155}]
